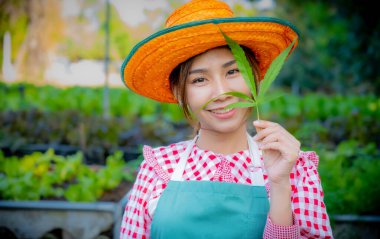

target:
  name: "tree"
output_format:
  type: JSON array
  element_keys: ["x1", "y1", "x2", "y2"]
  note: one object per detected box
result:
[
  {"x1": 273, "y1": 0, "x2": 380, "y2": 94},
  {"x1": 0, "y1": 0, "x2": 64, "y2": 83}
]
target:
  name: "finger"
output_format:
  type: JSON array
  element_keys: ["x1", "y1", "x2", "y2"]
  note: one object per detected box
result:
[
  {"x1": 279, "y1": 131, "x2": 301, "y2": 150},
  {"x1": 279, "y1": 131, "x2": 299, "y2": 147},
  {"x1": 253, "y1": 122, "x2": 283, "y2": 141},
  {"x1": 253, "y1": 120, "x2": 276, "y2": 134},
  {"x1": 253, "y1": 121, "x2": 301, "y2": 152},
  {"x1": 254, "y1": 121, "x2": 299, "y2": 146},
  {"x1": 261, "y1": 131, "x2": 288, "y2": 144},
  {"x1": 260, "y1": 141, "x2": 285, "y2": 153},
  {"x1": 253, "y1": 120, "x2": 279, "y2": 129},
  {"x1": 260, "y1": 142, "x2": 298, "y2": 162},
  {"x1": 258, "y1": 137, "x2": 296, "y2": 158}
]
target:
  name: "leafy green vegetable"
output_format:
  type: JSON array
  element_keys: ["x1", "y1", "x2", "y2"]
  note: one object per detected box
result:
[
  {"x1": 201, "y1": 29, "x2": 297, "y2": 120},
  {"x1": 0, "y1": 149, "x2": 139, "y2": 202}
]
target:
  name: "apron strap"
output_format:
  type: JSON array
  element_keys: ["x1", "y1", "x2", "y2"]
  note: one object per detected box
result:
[
  {"x1": 247, "y1": 132, "x2": 266, "y2": 186},
  {"x1": 171, "y1": 136, "x2": 198, "y2": 181},
  {"x1": 247, "y1": 132, "x2": 262, "y2": 168}
]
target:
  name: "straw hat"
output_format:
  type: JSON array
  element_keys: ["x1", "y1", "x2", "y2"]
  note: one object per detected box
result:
[{"x1": 121, "y1": 0, "x2": 300, "y2": 103}]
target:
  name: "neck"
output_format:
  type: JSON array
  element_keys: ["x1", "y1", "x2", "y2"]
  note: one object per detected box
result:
[{"x1": 196, "y1": 125, "x2": 248, "y2": 155}]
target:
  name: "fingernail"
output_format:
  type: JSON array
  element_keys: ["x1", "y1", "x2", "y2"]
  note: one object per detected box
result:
[{"x1": 253, "y1": 120, "x2": 260, "y2": 126}]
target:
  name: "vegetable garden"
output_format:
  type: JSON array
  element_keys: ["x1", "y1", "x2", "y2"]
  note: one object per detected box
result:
[{"x1": 1, "y1": 82, "x2": 379, "y2": 238}]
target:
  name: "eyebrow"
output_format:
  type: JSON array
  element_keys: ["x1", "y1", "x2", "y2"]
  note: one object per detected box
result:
[
  {"x1": 223, "y1": 59, "x2": 236, "y2": 68},
  {"x1": 189, "y1": 59, "x2": 236, "y2": 75}
]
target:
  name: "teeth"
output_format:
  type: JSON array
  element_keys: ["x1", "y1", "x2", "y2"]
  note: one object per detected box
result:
[{"x1": 211, "y1": 108, "x2": 233, "y2": 114}]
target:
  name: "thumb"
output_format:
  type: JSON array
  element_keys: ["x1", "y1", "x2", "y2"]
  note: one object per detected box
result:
[{"x1": 253, "y1": 120, "x2": 264, "y2": 135}]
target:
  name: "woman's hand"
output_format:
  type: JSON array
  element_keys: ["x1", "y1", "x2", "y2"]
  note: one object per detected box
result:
[{"x1": 252, "y1": 120, "x2": 300, "y2": 185}]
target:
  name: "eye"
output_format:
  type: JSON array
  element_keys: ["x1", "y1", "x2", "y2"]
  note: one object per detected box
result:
[
  {"x1": 227, "y1": 68, "x2": 240, "y2": 75},
  {"x1": 191, "y1": 77, "x2": 207, "y2": 84}
]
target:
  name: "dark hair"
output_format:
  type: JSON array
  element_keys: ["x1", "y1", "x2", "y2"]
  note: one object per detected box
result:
[{"x1": 169, "y1": 45, "x2": 261, "y2": 134}]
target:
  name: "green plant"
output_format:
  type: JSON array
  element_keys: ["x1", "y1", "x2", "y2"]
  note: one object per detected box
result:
[
  {"x1": 202, "y1": 30, "x2": 297, "y2": 120},
  {"x1": 1, "y1": 83, "x2": 378, "y2": 152},
  {"x1": 313, "y1": 140, "x2": 380, "y2": 214},
  {"x1": 0, "y1": 82, "x2": 184, "y2": 123},
  {"x1": 0, "y1": 149, "x2": 140, "y2": 202}
]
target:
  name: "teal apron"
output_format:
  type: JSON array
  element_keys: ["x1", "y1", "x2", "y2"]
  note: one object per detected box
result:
[{"x1": 150, "y1": 134, "x2": 269, "y2": 239}]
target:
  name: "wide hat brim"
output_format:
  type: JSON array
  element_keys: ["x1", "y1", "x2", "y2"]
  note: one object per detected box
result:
[{"x1": 121, "y1": 17, "x2": 300, "y2": 103}]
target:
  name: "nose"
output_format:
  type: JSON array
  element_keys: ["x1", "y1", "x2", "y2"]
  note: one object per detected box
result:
[{"x1": 213, "y1": 78, "x2": 231, "y2": 101}]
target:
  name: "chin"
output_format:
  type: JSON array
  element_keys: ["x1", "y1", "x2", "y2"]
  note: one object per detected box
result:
[{"x1": 201, "y1": 121, "x2": 246, "y2": 134}]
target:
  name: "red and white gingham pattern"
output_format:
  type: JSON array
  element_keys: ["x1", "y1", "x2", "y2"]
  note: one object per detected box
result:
[{"x1": 120, "y1": 140, "x2": 333, "y2": 239}]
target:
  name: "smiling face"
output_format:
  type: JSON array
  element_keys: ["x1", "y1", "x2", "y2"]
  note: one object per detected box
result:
[{"x1": 184, "y1": 47, "x2": 252, "y2": 134}]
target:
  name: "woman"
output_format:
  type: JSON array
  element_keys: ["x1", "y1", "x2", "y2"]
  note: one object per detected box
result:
[{"x1": 120, "y1": 0, "x2": 333, "y2": 238}]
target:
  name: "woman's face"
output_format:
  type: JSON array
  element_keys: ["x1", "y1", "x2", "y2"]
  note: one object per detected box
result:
[{"x1": 185, "y1": 47, "x2": 251, "y2": 134}]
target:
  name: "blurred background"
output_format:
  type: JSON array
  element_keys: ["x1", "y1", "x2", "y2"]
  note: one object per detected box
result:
[{"x1": 0, "y1": 0, "x2": 379, "y2": 238}]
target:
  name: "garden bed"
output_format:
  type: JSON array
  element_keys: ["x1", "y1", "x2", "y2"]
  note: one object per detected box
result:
[
  {"x1": 0, "y1": 149, "x2": 137, "y2": 239},
  {"x1": 0, "y1": 186, "x2": 132, "y2": 239},
  {"x1": 0, "y1": 144, "x2": 142, "y2": 166},
  {"x1": 332, "y1": 214, "x2": 380, "y2": 239}
]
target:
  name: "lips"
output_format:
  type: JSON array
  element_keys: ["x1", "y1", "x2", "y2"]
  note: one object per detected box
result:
[
  {"x1": 209, "y1": 107, "x2": 234, "y2": 114},
  {"x1": 206, "y1": 102, "x2": 236, "y2": 113},
  {"x1": 207, "y1": 107, "x2": 237, "y2": 119}
]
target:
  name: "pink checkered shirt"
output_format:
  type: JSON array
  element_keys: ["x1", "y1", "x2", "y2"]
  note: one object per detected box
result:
[{"x1": 120, "y1": 140, "x2": 333, "y2": 239}]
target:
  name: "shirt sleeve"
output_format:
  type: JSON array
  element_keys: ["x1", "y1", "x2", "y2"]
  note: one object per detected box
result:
[
  {"x1": 119, "y1": 159, "x2": 152, "y2": 239},
  {"x1": 120, "y1": 147, "x2": 162, "y2": 239},
  {"x1": 263, "y1": 151, "x2": 334, "y2": 239},
  {"x1": 293, "y1": 151, "x2": 334, "y2": 238},
  {"x1": 263, "y1": 214, "x2": 300, "y2": 238}
]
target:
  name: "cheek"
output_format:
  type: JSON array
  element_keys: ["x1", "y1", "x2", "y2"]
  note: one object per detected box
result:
[
  {"x1": 185, "y1": 86, "x2": 210, "y2": 109},
  {"x1": 232, "y1": 78, "x2": 252, "y2": 95},
  {"x1": 184, "y1": 88, "x2": 197, "y2": 112}
]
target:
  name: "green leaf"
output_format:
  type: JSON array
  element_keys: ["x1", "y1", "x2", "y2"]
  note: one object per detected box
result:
[
  {"x1": 200, "y1": 32, "x2": 297, "y2": 120},
  {"x1": 220, "y1": 29, "x2": 257, "y2": 99},
  {"x1": 256, "y1": 91, "x2": 285, "y2": 105},
  {"x1": 200, "y1": 95, "x2": 219, "y2": 110},
  {"x1": 223, "y1": 92, "x2": 254, "y2": 102},
  {"x1": 200, "y1": 92, "x2": 253, "y2": 110},
  {"x1": 259, "y1": 38, "x2": 297, "y2": 97},
  {"x1": 224, "y1": 101, "x2": 256, "y2": 110}
]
